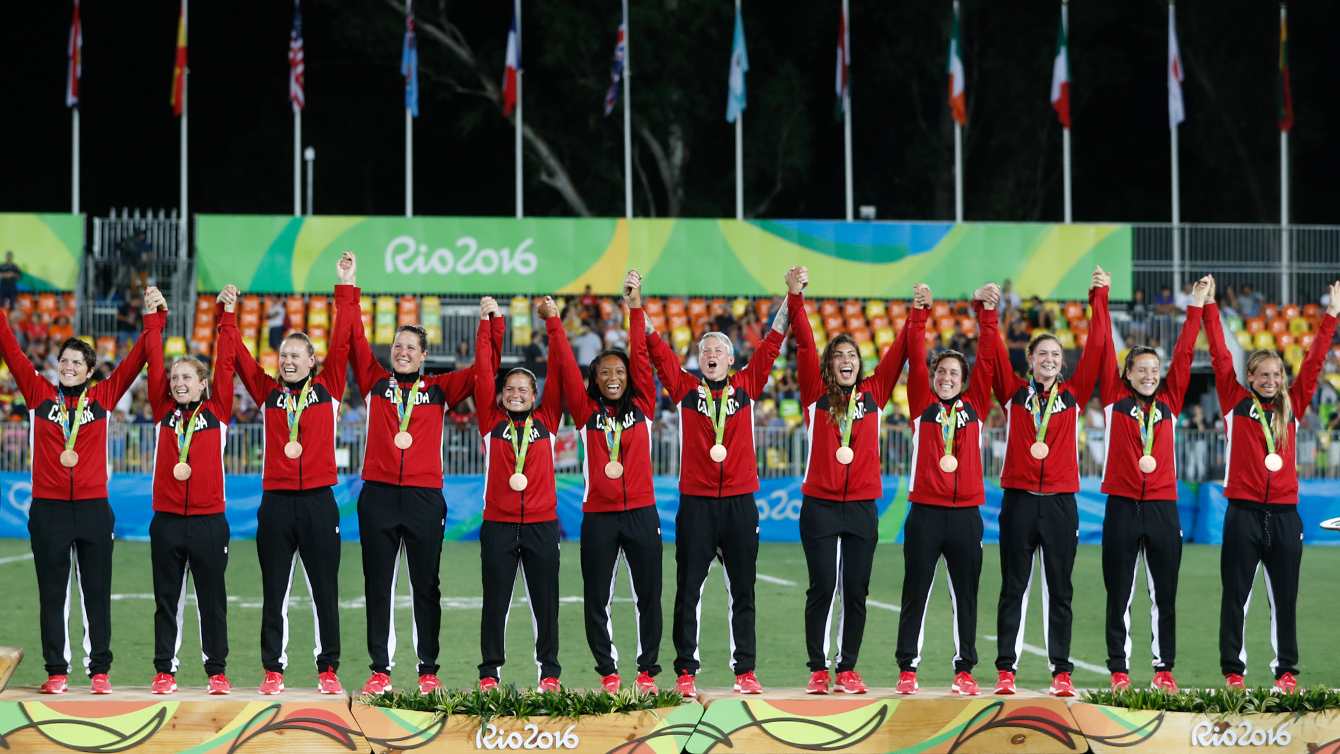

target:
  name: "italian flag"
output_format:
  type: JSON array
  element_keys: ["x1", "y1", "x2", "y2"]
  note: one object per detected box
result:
[
  {"x1": 1050, "y1": 4, "x2": 1070, "y2": 129},
  {"x1": 947, "y1": 1, "x2": 965, "y2": 125}
]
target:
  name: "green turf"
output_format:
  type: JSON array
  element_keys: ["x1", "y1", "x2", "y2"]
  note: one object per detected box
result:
[{"x1": 0, "y1": 538, "x2": 1336, "y2": 693}]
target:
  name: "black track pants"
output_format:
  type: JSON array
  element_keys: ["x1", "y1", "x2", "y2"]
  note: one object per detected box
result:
[
  {"x1": 581, "y1": 505, "x2": 663, "y2": 678},
  {"x1": 672, "y1": 493, "x2": 759, "y2": 676},
  {"x1": 800, "y1": 496, "x2": 878, "y2": 674},
  {"x1": 995, "y1": 489, "x2": 1078, "y2": 676},
  {"x1": 1219, "y1": 499, "x2": 1303, "y2": 679},
  {"x1": 150, "y1": 511, "x2": 230, "y2": 676},
  {"x1": 28, "y1": 498, "x2": 115, "y2": 677},
  {"x1": 358, "y1": 481, "x2": 447, "y2": 677},
  {"x1": 1102, "y1": 496, "x2": 1181, "y2": 674},
  {"x1": 479, "y1": 519, "x2": 561, "y2": 682},
  {"x1": 896, "y1": 504, "x2": 983, "y2": 674},
  {"x1": 256, "y1": 487, "x2": 342, "y2": 674}
]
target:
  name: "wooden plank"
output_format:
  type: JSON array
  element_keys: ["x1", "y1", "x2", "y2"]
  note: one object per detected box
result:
[
  {"x1": 0, "y1": 647, "x2": 21, "y2": 692},
  {"x1": 1071, "y1": 702, "x2": 1340, "y2": 754}
]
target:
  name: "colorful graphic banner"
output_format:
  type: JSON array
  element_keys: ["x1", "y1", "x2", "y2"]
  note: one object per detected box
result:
[
  {"x1": 196, "y1": 215, "x2": 1132, "y2": 300},
  {"x1": 0, "y1": 213, "x2": 83, "y2": 291}
]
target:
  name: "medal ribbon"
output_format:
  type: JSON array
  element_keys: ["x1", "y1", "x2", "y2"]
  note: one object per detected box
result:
[
  {"x1": 602, "y1": 407, "x2": 623, "y2": 463},
  {"x1": 939, "y1": 400, "x2": 960, "y2": 458},
  {"x1": 838, "y1": 390, "x2": 860, "y2": 449},
  {"x1": 1249, "y1": 393, "x2": 1277, "y2": 455},
  {"x1": 509, "y1": 415, "x2": 535, "y2": 475},
  {"x1": 280, "y1": 380, "x2": 313, "y2": 444},
  {"x1": 57, "y1": 388, "x2": 91, "y2": 452},
  {"x1": 1134, "y1": 400, "x2": 1158, "y2": 457},
  {"x1": 1027, "y1": 381, "x2": 1061, "y2": 445},
  {"x1": 393, "y1": 379, "x2": 420, "y2": 433},
  {"x1": 702, "y1": 381, "x2": 729, "y2": 446},
  {"x1": 174, "y1": 402, "x2": 206, "y2": 464}
]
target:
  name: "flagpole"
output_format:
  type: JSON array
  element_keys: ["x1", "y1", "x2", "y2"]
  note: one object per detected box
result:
[
  {"x1": 72, "y1": 107, "x2": 80, "y2": 215},
  {"x1": 842, "y1": 0, "x2": 853, "y2": 222},
  {"x1": 515, "y1": 0, "x2": 523, "y2": 219},
  {"x1": 1061, "y1": 1, "x2": 1071, "y2": 224},
  {"x1": 180, "y1": 0, "x2": 189, "y2": 250},
  {"x1": 954, "y1": 124, "x2": 964, "y2": 223},
  {"x1": 405, "y1": 108, "x2": 413, "y2": 217},
  {"x1": 294, "y1": 109, "x2": 302, "y2": 217},
  {"x1": 622, "y1": 0, "x2": 633, "y2": 219},
  {"x1": 1171, "y1": 122, "x2": 1181, "y2": 292},
  {"x1": 1279, "y1": 3, "x2": 1289, "y2": 305}
]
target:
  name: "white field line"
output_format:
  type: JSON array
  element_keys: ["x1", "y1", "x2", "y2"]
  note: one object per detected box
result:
[{"x1": 0, "y1": 553, "x2": 34, "y2": 565}]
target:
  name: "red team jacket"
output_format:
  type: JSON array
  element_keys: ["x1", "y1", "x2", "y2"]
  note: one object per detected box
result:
[
  {"x1": 978, "y1": 286, "x2": 1109, "y2": 495},
  {"x1": 475, "y1": 316, "x2": 568, "y2": 524},
  {"x1": 147, "y1": 308, "x2": 238, "y2": 516},
  {"x1": 1205, "y1": 302, "x2": 1336, "y2": 505},
  {"x1": 0, "y1": 309, "x2": 159, "y2": 501},
  {"x1": 906, "y1": 306, "x2": 999, "y2": 508},
  {"x1": 350, "y1": 309, "x2": 503, "y2": 489},
  {"x1": 234, "y1": 284, "x2": 355, "y2": 492},
  {"x1": 552, "y1": 307, "x2": 656, "y2": 513},
  {"x1": 1098, "y1": 304, "x2": 1201, "y2": 502},
  {"x1": 646, "y1": 295, "x2": 794, "y2": 499},
  {"x1": 791, "y1": 294, "x2": 910, "y2": 503}
]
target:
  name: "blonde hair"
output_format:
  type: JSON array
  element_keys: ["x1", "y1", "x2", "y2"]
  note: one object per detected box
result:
[
  {"x1": 171, "y1": 355, "x2": 212, "y2": 401},
  {"x1": 1245, "y1": 350, "x2": 1291, "y2": 452}
]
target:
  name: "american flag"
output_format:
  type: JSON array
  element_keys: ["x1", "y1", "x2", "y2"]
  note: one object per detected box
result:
[
  {"x1": 603, "y1": 7, "x2": 626, "y2": 116},
  {"x1": 288, "y1": 0, "x2": 305, "y2": 112}
]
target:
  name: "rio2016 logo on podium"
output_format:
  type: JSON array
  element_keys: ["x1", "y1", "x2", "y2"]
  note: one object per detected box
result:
[{"x1": 385, "y1": 235, "x2": 538, "y2": 278}]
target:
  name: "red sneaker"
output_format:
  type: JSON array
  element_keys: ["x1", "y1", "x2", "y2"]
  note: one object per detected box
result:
[
  {"x1": 208, "y1": 674, "x2": 232, "y2": 695},
  {"x1": 806, "y1": 670, "x2": 831, "y2": 695},
  {"x1": 601, "y1": 674, "x2": 621, "y2": 693},
  {"x1": 89, "y1": 674, "x2": 112, "y2": 695},
  {"x1": 733, "y1": 671, "x2": 763, "y2": 694},
  {"x1": 1049, "y1": 672, "x2": 1077, "y2": 697},
  {"x1": 1152, "y1": 671, "x2": 1179, "y2": 692},
  {"x1": 418, "y1": 674, "x2": 442, "y2": 694},
  {"x1": 835, "y1": 671, "x2": 868, "y2": 694},
  {"x1": 674, "y1": 672, "x2": 697, "y2": 698},
  {"x1": 952, "y1": 672, "x2": 981, "y2": 696},
  {"x1": 478, "y1": 677, "x2": 499, "y2": 692},
  {"x1": 634, "y1": 672, "x2": 658, "y2": 694},
  {"x1": 994, "y1": 670, "x2": 1017, "y2": 695},
  {"x1": 259, "y1": 670, "x2": 284, "y2": 695},
  {"x1": 1225, "y1": 673, "x2": 1245, "y2": 691},
  {"x1": 40, "y1": 675, "x2": 67, "y2": 694},
  {"x1": 538, "y1": 677, "x2": 561, "y2": 693},
  {"x1": 1274, "y1": 672, "x2": 1298, "y2": 694},
  {"x1": 149, "y1": 672, "x2": 177, "y2": 694},
  {"x1": 1111, "y1": 672, "x2": 1132, "y2": 691},
  {"x1": 895, "y1": 671, "x2": 918, "y2": 695},
  {"x1": 361, "y1": 672, "x2": 392, "y2": 695},
  {"x1": 318, "y1": 669, "x2": 343, "y2": 695}
]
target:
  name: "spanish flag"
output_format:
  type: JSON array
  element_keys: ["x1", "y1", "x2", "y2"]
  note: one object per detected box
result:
[{"x1": 170, "y1": 0, "x2": 187, "y2": 116}]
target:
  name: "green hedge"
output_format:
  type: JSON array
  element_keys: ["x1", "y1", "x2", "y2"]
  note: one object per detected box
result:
[
  {"x1": 1081, "y1": 686, "x2": 1340, "y2": 715},
  {"x1": 361, "y1": 684, "x2": 687, "y2": 722}
]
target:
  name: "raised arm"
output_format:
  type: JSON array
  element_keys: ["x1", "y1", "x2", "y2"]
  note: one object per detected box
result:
[
  {"x1": 905, "y1": 301, "x2": 933, "y2": 417},
  {"x1": 624, "y1": 271, "x2": 658, "y2": 417},
  {"x1": 0, "y1": 310, "x2": 47, "y2": 402},
  {"x1": 145, "y1": 298, "x2": 173, "y2": 421},
  {"x1": 347, "y1": 288, "x2": 384, "y2": 398},
  {"x1": 1202, "y1": 280, "x2": 1247, "y2": 412},
  {"x1": 1163, "y1": 278, "x2": 1209, "y2": 415},
  {"x1": 646, "y1": 325, "x2": 700, "y2": 402},
  {"x1": 547, "y1": 308, "x2": 595, "y2": 426},
  {"x1": 974, "y1": 295, "x2": 1020, "y2": 407},
  {"x1": 788, "y1": 275, "x2": 823, "y2": 408},
  {"x1": 968, "y1": 304, "x2": 1000, "y2": 411},
  {"x1": 533, "y1": 298, "x2": 567, "y2": 430},
  {"x1": 93, "y1": 302, "x2": 164, "y2": 406},
  {"x1": 1066, "y1": 271, "x2": 1110, "y2": 405},
  {"x1": 318, "y1": 284, "x2": 359, "y2": 401},
  {"x1": 473, "y1": 305, "x2": 502, "y2": 436},
  {"x1": 868, "y1": 294, "x2": 919, "y2": 408},
  {"x1": 736, "y1": 290, "x2": 800, "y2": 397},
  {"x1": 211, "y1": 302, "x2": 239, "y2": 423},
  {"x1": 1290, "y1": 281, "x2": 1340, "y2": 410}
]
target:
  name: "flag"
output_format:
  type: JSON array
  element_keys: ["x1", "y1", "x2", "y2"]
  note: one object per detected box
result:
[
  {"x1": 66, "y1": 0, "x2": 82, "y2": 108},
  {"x1": 947, "y1": 1, "x2": 965, "y2": 125},
  {"x1": 170, "y1": 0, "x2": 187, "y2": 116},
  {"x1": 501, "y1": 9, "x2": 520, "y2": 116},
  {"x1": 1167, "y1": 4, "x2": 1184, "y2": 127},
  {"x1": 602, "y1": 6, "x2": 627, "y2": 116},
  {"x1": 726, "y1": 7, "x2": 748, "y2": 123},
  {"x1": 401, "y1": 0, "x2": 419, "y2": 117},
  {"x1": 835, "y1": 3, "x2": 849, "y2": 118},
  {"x1": 289, "y1": 0, "x2": 305, "y2": 113},
  {"x1": 1049, "y1": 6, "x2": 1070, "y2": 129},
  {"x1": 1278, "y1": 6, "x2": 1292, "y2": 132}
]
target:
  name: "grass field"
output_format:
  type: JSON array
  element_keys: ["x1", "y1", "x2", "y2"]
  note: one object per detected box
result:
[{"x1": 1, "y1": 538, "x2": 1337, "y2": 694}]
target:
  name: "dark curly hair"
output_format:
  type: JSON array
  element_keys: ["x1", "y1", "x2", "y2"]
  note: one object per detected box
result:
[
  {"x1": 820, "y1": 334, "x2": 864, "y2": 427},
  {"x1": 586, "y1": 349, "x2": 642, "y2": 418}
]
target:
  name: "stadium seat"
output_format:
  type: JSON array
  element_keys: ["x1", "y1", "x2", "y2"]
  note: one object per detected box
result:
[
  {"x1": 1289, "y1": 317, "x2": 1311, "y2": 335},
  {"x1": 1300, "y1": 333, "x2": 1315, "y2": 350},
  {"x1": 1075, "y1": 331, "x2": 1089, "y2": 349},
  {"x1": 1064, "y1": 301, "x2": 1084, "y2": 320},
  {"x1": 731, "y1": 297, "x2": 748, "y2": 319},
  {"x1": 887, "y1": 301, "x2": 908, "y2": 318},
  {"x1": 165, "y1": 337, "x2": 187, "y2": 357},
  {"x1": 1245, "y1": 317, "x2": 1266, "y2": 334},
  {"x1": 192, "y1": 339, "x2": 211, "y2": 357},
  {"x1": 1283, "y1": 344, "x2": 1305, "y2": 365},
  {"x1": 1268, "y1": 318, "x2": 1289, "y2": 337},
  {"x1": 857, "y1": 341, "x2": 877, "y2": 359},
  {"x1": 870, "y1": 316, "x2": 890, "y2": 330},
  {"x1": 846, "y1": 315, "x2": 867, "y2": 332},
  {"x1": 1253, "y1": 332, "x2": 1277, "y2": 351},
  {"x1": 754, "y1": 298, "x2": 771, "y2": 324},
  {"x1": 668, "y1": 312, "x2": 689, "y2": 331},
  {"x1": 874, "y1": 327, "x2": 894, "y2": 347},
  {"x1": 923, "y1": 330, "x2": 939, "y2": 346},
  {"x1": 959, "y1": 317, "x2": 978, "y2": 337},
  {"x1": 241, "y1": 295, "x2": 261, "y2": 314},
  {"x1": 260, "y1": 351, "x2": 279, "y2": 376},
  {"x1": 645, "y1": 297, "x2": 664, "y2": 317},
  {"x1": 421, "y1": 296, "x2": 442, "y2": 344},
  {"x1": 1276, "y1": 333, "x2": 1295, "y2": 350},
  {"x1": 61, "y1": 294, "x2": 77, "y2": 319},
  {"x1": 603, "y1": 297, "x2": 620, "y2": 323},
  {"x1": 1303, "y1": 303, "x2": 1322, "y2": 319},
  {"x1": 1282, "y1": 304, "x2": 1301, "y2": 321},
  {"x1": 937, "y1": 316, "x2": 957, "y2": 334},
  {"x1": 865, "y1": 300, "x2": 886, "y2": 319},
  {"x1": 285, "y1": 295, "x2": 306, "y2": 330},
  {"x1": 374, "y1": 296, "x2": 396, "y2": 344},
  {"x1": 1069, "y1": 317, "x2": 1089, "y2": 333},
  {"x1": 665, "y1": 297, "x2": 686, "y2": 318},
  {"x1": 398, "y1": 295, "x2": 419, "y2": 327},
  {"x1": 1226, "y1": 317, "x2": 1244, "y2": 333},
  {"x1": 96, "y1": 336, "x2": 116, "y2": 361},
  {"x1": 1055, "y1": 331, "x2": 1076, "y2": 349},
  {"x1": 821, "y1": 300, "x2": 840, "y2": 317},
  {"x1": 15, "y1": 295, "x2": 32, "y2": 317},
  {"x1": 844, "y1": 299, "x2": 864, "y2": 318},
  {"x1": 931, "y1": 301, "x2": 951, "y2": 319},
  {"x1": 953, "y1": 301, "x2": 971, "y2": 316},
  {"x1": 37, "y1": 294, "x2": 58, "y2": 318},
  {"x1": 307, "y1": 296, "x2": 329, "y2": 328},
  {"x1": 1235, "y1": 330, "x2": 1255, "y2": 350},
  {"x1": 851, "y1": 328, "x2": 872, "y2": 343},
  {"x1": 824, "y1": 314, "x2": 845, "y2": 334},
  {"x1": 891, "y1": 314, "x2": 907, "y2": 333},
  {"x1": 877, "y1": 342, "x2": 893, "y2": 358},
  {"x1": 671, "y1": 325, "x2": 693, "y2": 355},
  {"x1": 1262, "y1": 304, "x2": 1279, "y2": 321}
]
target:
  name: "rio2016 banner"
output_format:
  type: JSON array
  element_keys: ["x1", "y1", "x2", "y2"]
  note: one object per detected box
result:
[
  {"x1": 0, "y1": 213, "x2": 83, "y2": 291},
  {"x1": 196, "y1": 215, "x2": 1132, "y2": 300}
]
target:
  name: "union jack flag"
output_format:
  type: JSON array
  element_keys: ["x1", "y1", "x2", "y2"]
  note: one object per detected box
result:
[
  {"x1": 603, "y1": 7, "x2": 626, "y2": 116},
  {"x1": 289, "y1": 0, "x2": 305, "y2": 112}
]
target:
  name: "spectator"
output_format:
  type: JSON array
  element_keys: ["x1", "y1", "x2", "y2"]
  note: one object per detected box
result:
[
  {"x1": 883, "y1": 403, "x2": 909, "y2": 430},
  {"x1": 453, "y1": 338, "x2": 475, "y2": 370},
  {"x1": 603, "y1": 323, "x2": 628, "y2": 351},
  {"x1": 447, "y1": 397, "x2": 476, "y2": 427},
  {"x1": 0, "y1": 252, "x2": 21, "y2": 309},
  {"x1": 1153, "y1": 285, "x2": 1177, "y2": 315},
  {"x1": 579, "y1": 284, "x2": 599, "y2": 321},
  {"x1": 775, "y1": 367, "x2": 799, "y2": 401},
  {"x1": 49, "y1": 314, "x2": 73, "y2": 343},
  {"x1": 1180, "y1": 404, "x2": 1211, "y2": 480},
  {"x1": 1219, "y1": 285, "x2": 1242, "y2": 318},
  {"x1": 1117, "y1": 334, "x2": 1136, "y2": 366},
  {"x1": 265, "y1": 298, "x2": 287, "y2": 352},
  {"x1": 570, "y1": 324, "x2": 603, "y2": 378},
  {"x1": 19, "y1": 310, "x2": 44, "y2": 349},
  {"x1": 339, "y1": 399, "x2": 364, "y2": 444},
  {"x1": 1147, "y1": 336, "x2": 1167, "y2": 363},
  {"x1": 1005, "y1": 316, "x2": 1031, "y2": 377},
  {"x1": 116, "y1": 293, "x2": 143, "y2": 346},
  {"x1": 522, "y1": 333, "x2": 549, "y2": 393},
  {"x1": 1026, "y1": 295, "x2": 1056, "y2": 329},
  {"x1": 738, "y1": 310, "x2": 762, "y2": 350},
  {"x1": 1174, "y1": 282, "x2": 1195, "y2": 312},
  {"x1": 134, "y1": 402, "x2": 156, "y2": 424},
  {"x1": 1001, "y1": 279, "x2": 1023, "y2": 311},
  {"x1": 116, "y1": 228, "x2": 152, "y2": 296},
  {"x1": 1237, "y1": 283, "x2": 1261, "y2": 318},
  {"x1": 1129, "y1": 288, "x2": 1148, "y2": 343}
]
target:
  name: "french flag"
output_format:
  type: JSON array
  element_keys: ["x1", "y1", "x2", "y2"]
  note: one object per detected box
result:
[{"x1": 502, "y1": 10, "x2": 520, "y2": 116}]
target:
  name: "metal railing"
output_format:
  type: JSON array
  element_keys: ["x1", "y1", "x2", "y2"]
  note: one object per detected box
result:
[
  {"x1": 91, "y1": 209, "x2": 185, "y2": 260},
  {"x1": 78, "y1": 259, "x2": 195, "y2": 344},
  {"x1": 4, "y1": 423, "x2": 1339, "y2": 482}
]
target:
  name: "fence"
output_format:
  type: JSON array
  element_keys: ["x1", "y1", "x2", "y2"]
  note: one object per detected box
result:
[{"x1": 4, "y1": 423, "x2": 1338, "y2": 482}]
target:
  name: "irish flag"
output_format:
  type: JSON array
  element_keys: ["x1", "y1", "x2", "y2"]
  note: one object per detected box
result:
[
  {"x1": 1050, "y1": 4, "x2": 1070, "y2": 129},
  {"x1": 947, "y1": 1, "x2": 965, "y2": 125}
]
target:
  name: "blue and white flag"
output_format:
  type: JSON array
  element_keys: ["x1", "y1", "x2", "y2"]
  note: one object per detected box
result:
[
  {"x1": 726, "y1": 7, "x2": 748, "y2": 123},
  {"x1": 603, "y1": 6, "x2": 627, "y2": 116},
  {"x1": 401, "y1": 0, "x2": 419, "y2": 117}
]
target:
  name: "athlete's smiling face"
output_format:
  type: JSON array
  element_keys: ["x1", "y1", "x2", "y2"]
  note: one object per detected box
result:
[
  {"x1": 502, "y1": 372, "x2": 536, "y2": 413},
  {"x1": 699, "y1": 335, "x2": 735, "y2": 382},
  {"x1": 278, "y1": 337, "x2": 316, "y2": 383},
  {"x1": 830, "y1": 343, "x2": 861, "y2": 387},
  {"x1": 1126, "y1": 353, "x2": 1161, "y2": 398},
  {"x1": 933, "y1": 358, "x2": 964, "y2": 401},
  {"x1": 391, "y1": 330, "x2": 426, "y2": 375},
  {"x1": 1029, "y1": 337, "x2": 1064, "y2": 386},
  {"x1": 170, "y1": 362, "x2": 207, "y2": 405},
  {"x1": 595, "y1": 355, "x2": 627, "y2": 401},
  {"x1": 1248, "y1": 356, "x2": 1285, "y2": 399},
  {"x1": 56, "y1": 348, "x2": 92, "y2": 387}
]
